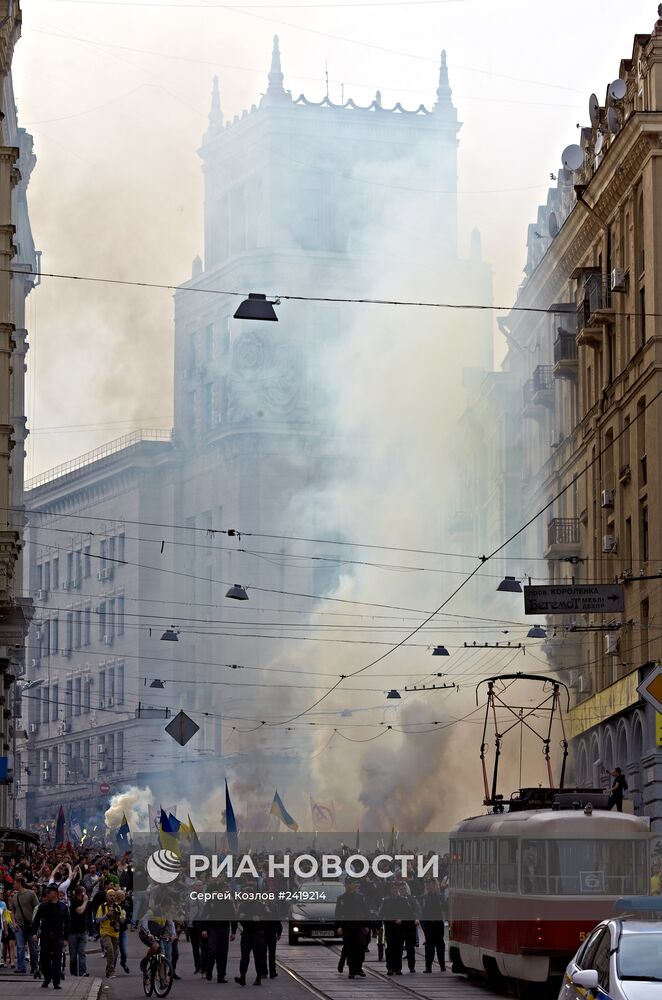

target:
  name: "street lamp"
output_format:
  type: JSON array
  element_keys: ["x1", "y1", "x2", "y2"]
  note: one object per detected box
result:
[
  {"x1": 527, "y1": 625, "x2": 547, "y2": 639},
  {"x1": 497, "y1": 576, "x2": 522, "y2": 593},
  {"x1": 233, "y1": 293, "x2": 279, "y2": 321},
  {"x1": 160, "y1": 626, "x2": 180, "y2": 641},
  {"x1": 386, "y1": 689, "x2": 401, "y2": 700},
  {"x1": 431, "y1": 645, "x2": 449, "y2": 656},
  {"x1": 150, "y1": 679, "x2": 165, "y2": 689},
  {"x1": 226, "y1": 584, "x2": 249, "y2": 601}
]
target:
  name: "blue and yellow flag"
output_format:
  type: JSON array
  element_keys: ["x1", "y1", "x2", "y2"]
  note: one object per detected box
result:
[
  {"x1": 159, "y1": 808, "x2": 180, "y2": 854},
  {"x1": 225, "y1": 780, "x2": 239, "y2": 854},
  {"x1": 116, "y1": 813, "x2": 131, "y2": 850},
  {"x1": 270, "y1": 791, "x2": 299, "y2": 832}
]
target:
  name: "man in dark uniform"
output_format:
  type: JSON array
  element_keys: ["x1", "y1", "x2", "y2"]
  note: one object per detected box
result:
[
  {"x1": 235, "y1": 895, "x2": 267, "y2": 987},
  {"x1": 380, "y1": 881, "x2": 408, "y2": 976},
  {"x1": 196, "y1": 886, "x2": 237, "y2": 984},
  {"x1": 334, "y1": 878, "x2": 369, "y2": 980},
  {"x1": 420, "y1": 879, "x2": 446, "y2": 972},
  {"x1": 607, "y1": 767, "x2": 628, "y2": 812},
  {"x1": 263, "y1": 910, "x2": 282, "y2": 980},
  {"x1": 32, "y1": 886, "x2": 70, "y2": 990}
]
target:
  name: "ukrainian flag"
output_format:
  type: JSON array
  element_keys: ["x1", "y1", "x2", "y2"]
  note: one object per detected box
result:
[
  {"x1": 270, "y1": 791, "x2": 299, "y2": 832},
  {"x1": 116, "y1": 813, "x2": 131, "y2": 850},
  {"x1": 159, "y1": 808, "x2": 180, "y2": 855}
]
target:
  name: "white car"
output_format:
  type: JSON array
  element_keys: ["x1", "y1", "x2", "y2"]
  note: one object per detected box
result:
[{"x1": 558, "y1": 907, "x2": 662, "y2": 1000}]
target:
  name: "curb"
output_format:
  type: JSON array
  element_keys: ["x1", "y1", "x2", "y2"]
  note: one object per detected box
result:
[{"x1": 88, "y1": 978, "x2": 103, "y2": 1000}]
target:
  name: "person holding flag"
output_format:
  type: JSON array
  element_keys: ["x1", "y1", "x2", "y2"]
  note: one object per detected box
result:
[{"x1": 115, "y1": 814, "x2": 131, "y2": 852}]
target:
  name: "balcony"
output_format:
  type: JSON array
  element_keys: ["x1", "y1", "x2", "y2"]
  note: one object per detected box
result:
[
  {"x1": 576, "y1": 274, "x2": 614, "y2": 347},
  {"x1": 523, "y1": 365, "x2": 554, "y2": 420},
  {"x1": 552, "y1": 302, "x2": 579, "y2": 380},
  {"x1": 545, "y1": 517, "x2": 581, "y2": 559}
]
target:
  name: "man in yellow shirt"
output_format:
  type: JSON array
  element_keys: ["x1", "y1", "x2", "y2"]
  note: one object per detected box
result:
[{"x1": 96, "y1": 889, "x2": 125, "y2": 979}]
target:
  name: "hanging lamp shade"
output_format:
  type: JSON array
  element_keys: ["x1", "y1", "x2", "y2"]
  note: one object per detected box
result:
[
  {"x1": 432, "y1": 645, "x2": 449, "y2": 656},
  {"x1": 160, "y1": 627, "x2": 179, "y2": 641},
  {"x1": 527, "y1": 625, "x2": 547, "y2": 639},
  {"x1": 497, "y1": 576, "x2": 522, "y2": 593},
  {"x1": 386, "y1": 689, "x2": 401, "y2": 700},
  {"x1": 150, "y1": 679, "x2": 165, "y2": 689},
  {"x1": 233, "y1": 293, "x2": 278, "y2": 322},
  {"x1": 226, "y1": 583, "x2": 249, "y2": 601}
]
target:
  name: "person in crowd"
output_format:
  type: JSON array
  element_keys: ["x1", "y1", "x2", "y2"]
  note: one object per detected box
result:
[
  {"x1": 234, "y1": 894, "x2": 267, "y2": 987},
  {"x1": 196, "y1": 889, "x2": 237, "y2": 984},
  {"x1": 67, "y1": 884, "x2": 89, "y2": 977},
  {"x1": 263, "y1": 910, "x2": 282, "y2": 980},
  {"x1": 334, "y1": 878, "x2": 369, "y2": 980},
  {"x1": 138, "y1": 908, "x2": 176, "y2": 975},
  {"x1": 32, "y1": 885, "x2": 70, "y2": 989},
  {"x1": 420, "y1": 878, "x2": 446, "y2": 973},
  {"x1": 606, "y1": 766, "x2": 628, "y2": 811},
  {"x1": 96, "y1": 887, "x2": 125, "y2": 979},
  {"x1": 10, "y1": 874, "x2": 40, "y2": 976}
]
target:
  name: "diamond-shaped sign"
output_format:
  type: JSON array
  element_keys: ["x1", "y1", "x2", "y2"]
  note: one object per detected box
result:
[
  {"x1": 638, "y1": 664, "x2": 662, "y2": 713},
  {"x1": 165, "y1": 710, "x2": 200, "y2": 747}
]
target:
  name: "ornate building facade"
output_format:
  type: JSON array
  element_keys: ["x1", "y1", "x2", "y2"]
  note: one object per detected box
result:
[
  {"x1": 22, "y1": 39, "x2": 493, "y2": 825},
  {"x1": 500, "y1": 10, "x2": 662, "y2": 829},
  {"x1": 0, "y1": 1, "x2": 39, "y2": 830}
]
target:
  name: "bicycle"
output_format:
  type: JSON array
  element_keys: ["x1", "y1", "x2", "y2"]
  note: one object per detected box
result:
[{"x1": 142, "y1": 939, "x2": 174, "y2": 998}]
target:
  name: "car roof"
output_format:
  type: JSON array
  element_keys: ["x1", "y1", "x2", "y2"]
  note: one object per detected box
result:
[{"x1": 618, "y1": 919, "x2": 662, "y2": 934}]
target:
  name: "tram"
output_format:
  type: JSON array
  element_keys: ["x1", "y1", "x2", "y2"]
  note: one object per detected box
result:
[
  {"x1": 448, "y1": 674, "x2": 651, "y2": 993},
  {"x1": 448, "y1": 786, "x2": 650, "y2": 989}
]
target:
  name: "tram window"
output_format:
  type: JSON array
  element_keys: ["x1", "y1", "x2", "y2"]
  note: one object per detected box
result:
[
  {"x1": 488, "y1": 838, "x2": 498, "y2": 892},
  {"x1": 498, "y1": 839, "x2": 518, "y2": 893},
  {"x1": 546, "y1": 839, "x2": 639, "y2": 895},
  {"x1": 471, "y1": 840, "x2": 480, "y2": 889},
  {"x1": 479, "y1": 839, "x2": 489, "y2": 891},
  {"x1": 522, "y1": 839, "x2": 547, "y2": 894},
  {"x1": 463, "y1": 839, "x2": 471, "y2": 889}
]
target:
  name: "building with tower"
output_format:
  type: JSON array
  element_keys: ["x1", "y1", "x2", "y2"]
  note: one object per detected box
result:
[{"x1": 21, "y1": 39, "x2": 493, "y2": 827}]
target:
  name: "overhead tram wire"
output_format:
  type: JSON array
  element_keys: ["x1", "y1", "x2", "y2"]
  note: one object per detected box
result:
[
  {"x1": 259, "y1": 388, "x2": 662, "y2": 727},
  {"x1": 12, "y1": 266, "x2": 662, "y2": 324}
]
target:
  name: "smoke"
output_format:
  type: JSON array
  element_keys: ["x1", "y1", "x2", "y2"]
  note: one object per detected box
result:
[{"x1": 104, "y1": 785, "x2": 153, "y2": 832}]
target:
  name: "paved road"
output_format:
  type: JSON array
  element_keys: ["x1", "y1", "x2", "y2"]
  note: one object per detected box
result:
[{"x1": 0, "y1": 931, "x2": 503, "y2": 1000}]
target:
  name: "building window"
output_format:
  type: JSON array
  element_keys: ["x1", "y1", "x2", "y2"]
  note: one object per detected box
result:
[
  {"x1": 42, "y1": 686, "x2": 50, "y2": 724},
  {"x1": 642, "y1": 598, "x2": 650, "y2": 662},
  {"x1": 36, "y1": 562, "x2": 43, "y2": 591},
  {"x1": 66, "y1": 612, "x2": 73, "y2": 654},
  {"x1": 117, "y1": 533, "x2": 125, "y2": 562},
  {"x1": 641, "y1": 504, "x2": 649, "y2": 562},
  {"x1": 66, "y1": 551, "x2": 73, "y2": 588},
  {"x1": 117, "y1": 731, "x2": 124, "y2": 771},
  {"x1": 108, "y1": 535, "x2": 116, "y2": 565},
  {"x1": 84, "y1": 676, "x2": 91, "y2": 714},
  {"x1": 108, "y1": 666, "x2": 115, "y2": 705},
  {"x1": 625, "y1": 517, "x2": 632, "y2": 571},
  {"x1": 84, "y1": 604, "x2": 91, "y2": 646},
  {"x1": 107, "y1": 597, "x2": 115, "y2": 640},
  {"x1": 65, "y1": 678, "x2": 73, "y2": 718},
  {"x1": 43, "y1": 560, "x2": 51, "y2": 592},
  {"x1": 100, "y1": 538, "x2": 107, "y2": 564},
  {"x1": 98, "y1": 601, "x2": 106, "y2": 641},
  {"x1": 52, "y1": 557, "x2": 59, "y2": 590},
  {"x1": 117, "y1": 662, "x2": 124, "y2": 704},
  {"x1": 74, "y1": 676, "x2": 82, "y2": 716},
  {"x1": 75, "y1": 608, "x2": 82, "y2": 649},
  {"x1": 117, "y1": 595, "x2": 125, "y2": 636},
  {"x1": 51, "y1": 617, "x2": 59, "y2": 655},
  {"x1": 99, "y1": 670, "x2": 106, "y2": 707},
  {"x1": 639, "y1": 286, "x2": 646, "y2": 347},
  {"x1": 75, "y1": 549, "x2": 82, "y2": 586},
  {"x1": 83, "y1": 544, "x2": 92, "y2": 577}
]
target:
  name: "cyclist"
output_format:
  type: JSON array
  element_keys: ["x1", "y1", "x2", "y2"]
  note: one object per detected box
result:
[{"x1": 138, "y1": 910, "x2": 176, "y2": 974}]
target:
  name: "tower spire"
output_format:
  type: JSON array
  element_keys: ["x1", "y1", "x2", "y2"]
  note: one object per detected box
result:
[
  {"x1": 435, "y1": 49, "x2": 452, "y2": 105},
  {"x1": 262, "y1": 34, "x2": 290, "y2": 105},
  {"x1": 268, "y1": 34, "x2": 285, "y2": 92},
  {"x1": 205, "y1": 75, "x2": 223, "y2": 141}
]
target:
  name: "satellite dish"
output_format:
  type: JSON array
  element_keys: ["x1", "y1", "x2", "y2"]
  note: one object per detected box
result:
[
  {"x1": 548, "y1": 211, "x2": 559, "y2": 238},
  {"x1": 594, "y1": 131, "x2": 604, "y2": 155},
  {"x1": 561, "y1": 144, "x2": 584, "y2": 172},
  {"x1": 609, "y1": 78, "x2": 627, "y2": 101},
  {"x1": 607, "y1": 107, "x2": 621, "y2": 135},
  {"x1": 589, "y1": 94, "x2": 600, "y2": 128}
]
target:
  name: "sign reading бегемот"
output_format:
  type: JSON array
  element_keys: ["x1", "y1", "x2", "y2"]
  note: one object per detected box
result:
[{"x1": 523, "y1": 583, "x2": 624, "y2": 615}]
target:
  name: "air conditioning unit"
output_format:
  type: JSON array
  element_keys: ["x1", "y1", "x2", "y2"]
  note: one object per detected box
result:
[
  {"x1": 42, "y1": 763, "x2": 52, "y2": 780},
  {"x1": 103, "y1": 635, "x2": 113, "y2": 645},
  {"x1": 37, "y1": 589, "x2": 48, "y2": 601},
  {"x1": 578, "y1": 673, "x2": 592, "y2": 695},
  {"x1": 602, "y1": 534, "x2": 616, "y2": 553},
  {"x1": 601, "y1": 489, "x2": 615, "y2": 509},
  {"x1": 66, "y1": 769, "x2": 75, "y2": 781},
  {"x1": 35, "y1": 629, "x2": 42, "y2": 641},
  {"x1": 98, "y1": 744, "x2": 107, "y2": 756},
  {"x1": 98, "y1": 762, "x2": 108, "y2": 773},
  {"x1": 30, "y1": 722, "x2": 39, "y2": 734},
  {"x1": 58, "y1": 721, "x2": 70, "y2": 735},
  {"x1": 610, "y1": 267, "x2": 628, "y2": 292},
  {"x1": 63, "y1": 579, "x2": 73, "y2": 591},
  {"x1": 97, "y1": 569, "x2": 109, "y2": 582},
  {"x1": 605, "y1": 633, "x2": 620, "y2": 654},
  {"x1": 59, "y1": 649, "x2": 71, "y2": 658},
  {"x1": 31, "y1": 658, "x2": 38, "y2": 668}
]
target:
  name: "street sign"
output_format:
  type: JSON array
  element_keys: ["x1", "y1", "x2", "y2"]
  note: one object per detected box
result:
[
  {"x1": 165, "y1": 709, "x2": 200, "y2": 747},
  {"x1": 638, "y1": 664, "x2": 662, "y2": 713},
  {"x1": 523, "y1": 583, "x2": 624, "y2": 615},
  {"x1": 99, "y1": 782, "x2": 110, "y2": 794},
  {"x1": 656, "y1": 712, "x2": 662, "y2": 748}
]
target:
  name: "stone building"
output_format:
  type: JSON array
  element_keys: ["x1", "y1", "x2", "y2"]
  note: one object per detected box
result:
[
  {"x1": 22, "y1": 39, "x2": 493, "y2": 825},
  {"x1": 501, "y1": 9, "x2": 662, "y2": 829},
  {"x1": 0, "y1": 1, "x2": 39, "y2": 830}
]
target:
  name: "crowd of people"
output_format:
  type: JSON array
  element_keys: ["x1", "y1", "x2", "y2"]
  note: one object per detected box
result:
[{"x1": 0, "y1": 839, "x2": 450, "y2": 989}]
